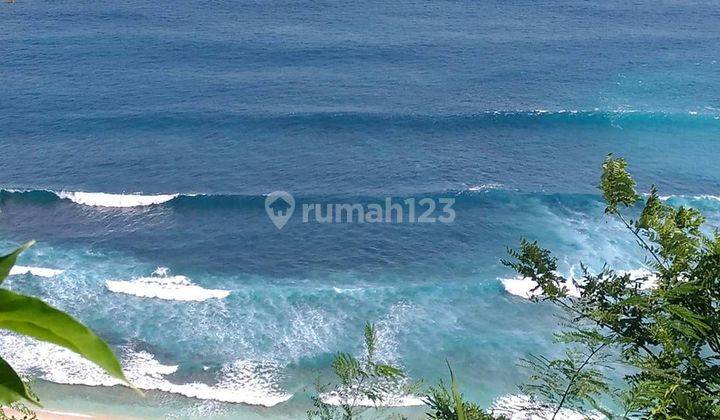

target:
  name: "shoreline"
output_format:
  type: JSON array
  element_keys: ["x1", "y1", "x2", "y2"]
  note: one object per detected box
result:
[{"x1": 1, "y1": 408, "x2": 127, "y2": 420}]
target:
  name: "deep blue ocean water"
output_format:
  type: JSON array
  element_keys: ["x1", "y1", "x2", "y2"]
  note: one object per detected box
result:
[{"x1": 1, "y1": 1, "x2": 720, "y2": 418}]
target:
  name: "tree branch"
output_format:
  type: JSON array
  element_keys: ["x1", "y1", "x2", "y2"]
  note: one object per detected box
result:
[{"x1": 552, "y1": 342, "x2": 608, "y2": 420}]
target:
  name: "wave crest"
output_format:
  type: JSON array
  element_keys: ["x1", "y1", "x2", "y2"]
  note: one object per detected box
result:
[
  {"x1": 3, "y1": 188, "x2": 720, "y2": 213},
  {"x1": 57, "y1": 191, "x2": 179, "y2": 207},
  {"x1": 501, "y1": 268, "x2": 657, "y2": 300},
  {"x1": 9, "y1": 265, "x2": 64, "y2": 278},
  {"x1": 106, "y1": 267, "x2": 230, "y2": 301}
]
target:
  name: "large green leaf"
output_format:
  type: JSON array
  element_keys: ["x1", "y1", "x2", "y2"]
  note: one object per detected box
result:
[
  {"x1": 0, "y1": 355, "x2": 39, "y2": 406},
  {"x1": 0, "y1": 241, "x2": 35, "y2": 284},
  {"x1": 0, "y1": 289, "x2": 131, "y2": 388}
]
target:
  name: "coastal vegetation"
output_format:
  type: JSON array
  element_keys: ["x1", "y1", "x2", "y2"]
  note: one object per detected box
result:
[
  {"x1": 424, "y1": 364, "x2": 503, "y2": 420},
  {"x1": 0, "y1": 242, "x2": 133, "y2": 418},
  {"x1": 309, "y1": 155, "x2": 720, "y2": 419},
  {"x1": 500, "y1": 155, "x2": 720, "y2": 418},
  {"x1": 307, "y1": 322, "x2": 414, "y2": 420},
  {"x1": 2, "y1": 156, "x2": 719, "y2": 419}
]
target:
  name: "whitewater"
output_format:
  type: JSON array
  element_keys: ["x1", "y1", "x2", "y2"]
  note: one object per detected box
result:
[{"x1": 3, "y1": 1, "x2": 720, "y2": 418}]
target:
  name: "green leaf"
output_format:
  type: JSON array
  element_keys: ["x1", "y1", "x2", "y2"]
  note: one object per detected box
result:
[
  {"x1": 331, "y1": 352, "x2": 361, "y2": 386},
  {"x1": 447, "y1": 361, "x2": 466, "y2": 420},
  {"x1": 364, "y1": 322, "x2": 377, "y2": 359},
  {"x1": 0, "y1": 289, "x2": 132, "y2": 389},
  {"x1": 503, "y1": 239, "x2": 566, "y2": 300},
  {"x1": 374, "y1": 363, "x2": 403, "y2": 378},
  {"x1": 622, "y1": 296, "x2": 649, "y2": 307},
  {"x1": 600, "y1": 155, "x2": 639, "y2": 214},
  {"x1": 0, "y1": 355, "x2": 39, "y2": 406},
  {"x1": 665, "y1": 282, "x2": 699, "y2": 298},
  {"x1": 666, "y1": 304, "x2": 710, "y2": 333},
  {"x1": 0, "y1": 241, "x2": 35, "y2": 284}
]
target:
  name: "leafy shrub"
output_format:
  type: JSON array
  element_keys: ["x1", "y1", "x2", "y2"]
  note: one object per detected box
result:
[
  {"x1": 425, "y1": 363, "x2": 505, "y2": 420},
  {"x1": 503, "y1": 155, "x2": 720, "y2": 418},
  {"x1": 308, "y1": 322, "x2": 410, "y2": 420}
]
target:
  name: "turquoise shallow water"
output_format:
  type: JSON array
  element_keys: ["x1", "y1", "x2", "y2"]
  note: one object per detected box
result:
[{"x1": 1, "y1": 0, "x2": 720, "y2": 417}]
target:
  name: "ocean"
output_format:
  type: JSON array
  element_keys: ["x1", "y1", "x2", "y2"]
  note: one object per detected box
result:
[{"x1": 1, "y1": 1, "x2": 720, "y2": 418}]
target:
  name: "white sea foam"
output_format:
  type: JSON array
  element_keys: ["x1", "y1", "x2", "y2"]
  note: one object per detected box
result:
[
  {"x1": 0, "y1": 333, "x2": 292, "y2": 407},
  {"x1": 693, "y1": 194, "x2": 720, "y2": 201},
  {"x1": 656, "y1": 194, "x2": 720, "y2": 202},
  {"x1": 9, "y1": 265, "x2": 64, "y2": 277},
  {"x1": 57, "y1": 191, "x2": 178, "y2": 207},
  {"x1": 106, "y1": 267, "x2": 230, "y2": 301},
  {"x1": 622, "y1": 268, "x2": 658, "y2": 290},
  {"x1": 501, "y1": 274, "x2": 580, "y2": 300},
  {"x1": 467, "y1": 183, "x2": 503, "y2": 192},
  {"x1": 320, "y1": 391, "x2": 424, "y2": 407},
  {"x1": 501, "y1": 268, "x2": 657, "y2": 300},
  {"x1": 490, "y1": 394, "x2": 604, "y2": 420},
  {"x1": 332, "y1": 286, "x2": 364, "y2": 294},
  {"x1": 500, "y1": 277, "x2": 540, "y2": 299}
]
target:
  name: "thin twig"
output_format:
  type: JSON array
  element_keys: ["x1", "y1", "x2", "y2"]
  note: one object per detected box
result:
[
  {"x1": 552, "y1": 342, "x2": 608, "y2": 420},
  {"x1": 616, "y1": 212, "x2": 667, "y2": 271}
]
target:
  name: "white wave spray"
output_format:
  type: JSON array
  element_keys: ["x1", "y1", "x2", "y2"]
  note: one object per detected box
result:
[
  {"x1": 501, "y1": 268, "x2": 656, "y2": 300},
  {"x1": 0, "y1": 333, "x2": 292, "y2": 407},
  {"x1": 491, "y1": 394, "x2": 604, "y2": 420},
  {"x1": 106, "y1": 267, "x2": 230, "y2": 301},
  {"x1": 57, "y1": 191, "x2": 178, "y2": 207},
  {"x1": 9, "y1": 265, "x2": 64, "y2": 278}
]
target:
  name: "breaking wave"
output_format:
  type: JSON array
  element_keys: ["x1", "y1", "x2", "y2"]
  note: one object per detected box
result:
[
  {"x1": 0, "y1": 333, "x2": 292, "y2": 407},
  {"x1": 9, "y1": 265, "x2": 64, "y2": 278},
  {"x1": 491, "y1": 394, "x2": 604, "y2": 420},
  {"x1": 57, "y1": 191, "x2": 179, "y2": 207},
  {"x1": 466, "y1": 183, "x2": 503, "y2": 192},
  {"x1": 501, "y1": 268, "x2": 657, "y2": 300},
  {"x1": 320, "y1": 391, "x2": 424, "y2": 407},
  {"x1": 0, "y1": 189, "x2": 180, "y2": 208},
  {"x1": 3, "y1": 187, "x2": 720, "y2": 212},
  {"x1": 106, "y1": 267, "x2": 230, "y2": 301}
]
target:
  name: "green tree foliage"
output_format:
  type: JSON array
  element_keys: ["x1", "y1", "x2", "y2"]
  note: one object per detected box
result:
[
  {"x1": 0, "y1": 241, "x2": 135, "y2": 410},
  {"x1": 308, "y1": 322, "x2": 409, "y2": 420},
  {"x1": 424, "y1": 362, "x2": 505, "y2": 420},
  {"x1": 519, "y1": 330, "x2": 613, "y2": 419},
  {"x1": 503, "y1": 155, "x2": 720, "y2": 418}
]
